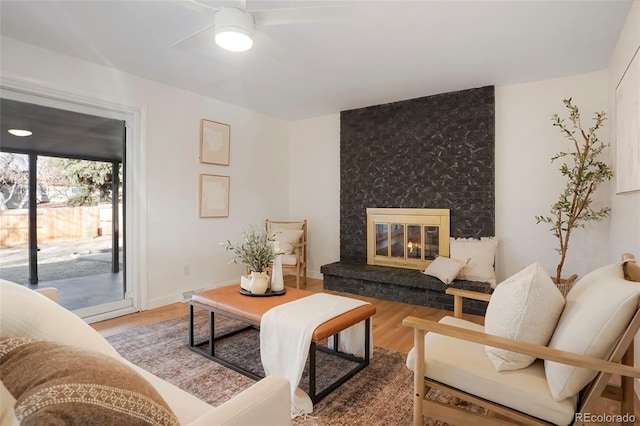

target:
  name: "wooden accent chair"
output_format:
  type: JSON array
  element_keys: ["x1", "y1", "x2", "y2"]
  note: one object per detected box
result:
[
  {"x1": 266, "y1": 219, "x2": 307, "y2": 289},
  {"x1": 403, "y1": 254, "x2": 640, "y2": 426}
]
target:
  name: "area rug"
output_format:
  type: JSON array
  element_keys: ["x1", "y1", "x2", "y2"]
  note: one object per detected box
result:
[{"x1": 106, "y1": 310, "x2": 482, "y2": 425}]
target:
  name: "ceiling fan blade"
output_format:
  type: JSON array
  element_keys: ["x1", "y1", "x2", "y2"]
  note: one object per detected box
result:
[
  {"x1": 170, "y1": 23, "x2": 216, "y2": 49},
  {"x1": 171, "y1": 0, "x2": 218, "y2": 17},
  {"x1": 253, "y1": 30, "x2": 290, "y2": 63},
  {"x1": 251, "y1": 5, "x2": 351, "y2": 27}
]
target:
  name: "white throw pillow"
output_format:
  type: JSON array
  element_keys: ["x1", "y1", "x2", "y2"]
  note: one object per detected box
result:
[
  {"x1": 273, "y1": 229, "x2": 303, "y2": 255},
  {"x1": 450, "y1": 237, "x2": 498, "y2": 286},
  {"x1": 545, "y1": 262, "x2": 640, "y2": 400},
  {"x1": 484, "y1": 262, "x2": 565, "y2": 371},
  {"x1": 423, "y1": 256, "x2": 469, "y2": 285}
]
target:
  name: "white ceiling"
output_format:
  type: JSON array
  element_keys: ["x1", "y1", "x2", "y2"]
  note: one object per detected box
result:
[{"x1": 0, "y1": 0, "x2": 633, "y2": 121}]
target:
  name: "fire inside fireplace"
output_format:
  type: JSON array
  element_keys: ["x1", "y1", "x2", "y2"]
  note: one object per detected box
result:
[{"x1": 366, "y1": 208, "x2": 450, "y2": 271}]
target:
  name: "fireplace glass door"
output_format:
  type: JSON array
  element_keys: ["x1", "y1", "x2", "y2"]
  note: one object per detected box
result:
[
  {"x1": 375, "y1": 223, "x2": 440, "y2": 262},
  {"x1": 367, "y1": 208, "x2": 450, "y2": 271}
]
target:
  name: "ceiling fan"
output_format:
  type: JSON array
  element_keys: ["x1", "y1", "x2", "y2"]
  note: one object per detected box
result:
[{"x1": 171, "y1": 0, "x2": 351, "y2": 60}]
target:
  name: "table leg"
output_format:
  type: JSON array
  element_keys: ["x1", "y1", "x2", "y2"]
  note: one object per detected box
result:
[
  {"x1": 209, "y1": 310, "x2": 215, "y2": 357},
  {"x1": 309, "y1": 341, "x2": 317, "y2": 401},
  {"x1": 189, "y1": 304, "x2": 194, "y2": 347}
]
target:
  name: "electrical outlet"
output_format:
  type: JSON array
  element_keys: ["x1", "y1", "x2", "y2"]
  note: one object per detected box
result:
[{"x1": 183, "y1": 264, "x2": 191, "y2": 276}]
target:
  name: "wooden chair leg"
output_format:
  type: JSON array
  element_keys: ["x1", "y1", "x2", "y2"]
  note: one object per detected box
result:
[
  {"x1": 413, "y1": 329, "x2": 426, "y2": 426},
  {"x1": 303, "y1": 264, "x2": 307, "y2": 287},
  {"x1": 295, "y1": 265, "x2": 300, "y2": 289},
  {"x1": 622, "y1": 346, "x2": 634, "y2": 426}
]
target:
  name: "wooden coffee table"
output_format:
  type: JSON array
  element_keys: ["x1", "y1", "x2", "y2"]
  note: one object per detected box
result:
[{"x1": 188, "y1": 284, "x2": 376, "y2": 404}]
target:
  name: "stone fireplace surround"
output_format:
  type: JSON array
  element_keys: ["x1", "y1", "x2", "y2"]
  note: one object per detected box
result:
[{"x1": 321, "y1": 86, "x2": 495, "y2": 315}]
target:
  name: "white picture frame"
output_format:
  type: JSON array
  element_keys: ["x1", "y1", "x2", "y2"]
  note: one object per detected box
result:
[{"x1": 615, "y1": 47, "x2": 640, "y2": 194}]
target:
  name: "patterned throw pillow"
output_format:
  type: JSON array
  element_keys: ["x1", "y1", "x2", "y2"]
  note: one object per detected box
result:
[{"x1": 0, "y1": 337, "x2": 179, "y2": 426}]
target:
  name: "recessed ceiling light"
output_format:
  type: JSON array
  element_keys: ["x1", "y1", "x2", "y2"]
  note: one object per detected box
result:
[{"x1": 8, "y1": 129, "x2": 32, "y2": 137}]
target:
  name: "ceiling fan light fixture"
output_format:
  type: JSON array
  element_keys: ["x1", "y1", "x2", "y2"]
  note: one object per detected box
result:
[
  {"x1": 214, "y1": 8, "x2": 254, "y2": 52},
  {"x1": 215, "y1": 30, "x2": 253, "y2": 52},
  {"x1": 8, "y1": 129, "x2": 32, "y2": 137}
]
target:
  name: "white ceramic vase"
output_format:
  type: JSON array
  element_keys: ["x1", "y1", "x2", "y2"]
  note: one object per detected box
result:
[
  {"x1": 270, "y1": 242, "x2": 285, "y2": 292},
  {"x1": 250, "y1": 271, "x2": 269, "y2": 295}
]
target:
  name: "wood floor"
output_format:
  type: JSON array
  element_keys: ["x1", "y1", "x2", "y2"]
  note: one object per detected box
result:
[
  {"x1": 92, "y1": 276, "x2": 639, "y2": 424},
  {"x1": 92, "y1": 276, "x2": 483, "y2": 351}
]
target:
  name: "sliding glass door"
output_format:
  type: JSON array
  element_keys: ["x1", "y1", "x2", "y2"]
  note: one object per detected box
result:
[{"x1": 0, "y1": 98, "x2": 131, "y2": 317}]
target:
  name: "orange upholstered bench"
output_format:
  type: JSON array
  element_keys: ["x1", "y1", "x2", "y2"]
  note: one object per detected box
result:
[{"x1": 189, "y1": 284, "x2": 376, "y2": 403}]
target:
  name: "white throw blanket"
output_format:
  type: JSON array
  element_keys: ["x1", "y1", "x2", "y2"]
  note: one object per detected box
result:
[
  {"x1": 327, "y1": 319, "x2": 373, "y2": 358},
  {"x1": 260, "y1": 293, "x2": 370, "y2": 418}
]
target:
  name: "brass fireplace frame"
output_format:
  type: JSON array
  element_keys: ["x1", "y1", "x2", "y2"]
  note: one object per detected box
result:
[{"x1": 366, "y1": 208, "x2": 450, "y2": 271}]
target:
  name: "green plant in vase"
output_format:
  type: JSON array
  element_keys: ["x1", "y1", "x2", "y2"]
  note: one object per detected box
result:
[
  {"x1": 223, "y1": 225, "x2": 281, "y2": 294},
  {"x1": 535, "y1": 98, "x2": 613, "y2": 292}
]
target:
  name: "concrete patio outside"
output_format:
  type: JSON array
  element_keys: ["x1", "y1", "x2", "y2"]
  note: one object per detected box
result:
[{"x1": 0, "y1": 236, "x2": 124, "y2": 311}]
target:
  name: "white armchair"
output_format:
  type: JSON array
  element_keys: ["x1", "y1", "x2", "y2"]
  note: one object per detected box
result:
[{"x1": 404, "y1": 254, "x2": 640, "y2": 426}]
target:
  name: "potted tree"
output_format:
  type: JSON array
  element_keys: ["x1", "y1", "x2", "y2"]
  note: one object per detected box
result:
[
  {"x1": 535, "y1": 98, "x2": 613, "y2": 295},
  {"x1": 223, "y1": 225, "x2": 280, "y2": 294}
]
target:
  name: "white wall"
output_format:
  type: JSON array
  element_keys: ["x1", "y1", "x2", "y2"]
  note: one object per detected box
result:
[
  {"x1": 605, "y1": 0, "x2": 640, "y2": 397},
  {"x1": 495, "y1": 71, "x2": 610, "y2": 282},
  {"x1": 1, "y1": 36, "x2": 290, "y2": 308},
  {"x1": 288, "y1": 114, "x2": 340, "y2": 278},
  {"x1": 607, "y1": 0, "x2": 640, "y2": 273}
]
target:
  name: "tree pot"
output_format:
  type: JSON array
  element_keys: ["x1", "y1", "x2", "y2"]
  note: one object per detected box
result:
[{"x1": 552, "y1": 274, "x2": 578, "y2": 298}]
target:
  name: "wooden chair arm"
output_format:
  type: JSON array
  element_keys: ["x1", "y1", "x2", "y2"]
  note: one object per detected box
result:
[
  {"x1": 292, "y1": 241, "x2": 306, "y2": 258},
  {"x1": 445, "y1": 288, "x2": 492, "y2": 318},
  {"x1": 402, "y1": 316, "x2": 640, "y2": 379},
  {"x1": 623, "y1": 254, "x2": 640, "y2": 281}
]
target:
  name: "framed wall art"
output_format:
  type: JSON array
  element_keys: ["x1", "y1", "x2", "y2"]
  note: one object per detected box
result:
[
  {"x1": 200, "y1": 119, "x2": 230, "y2": 165},
  {"x1": 615, "y1": 47, "x2": 640, "y2": 194},
  {"x1": 200, "y1": 174, "x2": 230, "y2": 218}
]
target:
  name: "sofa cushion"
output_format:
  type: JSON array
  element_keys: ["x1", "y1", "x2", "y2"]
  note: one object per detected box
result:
[
  {"x1": 484, "y1": 262, "x2": 565, "y2": 371},
  {"x1": 1, "y1": 380, "x2": 18, "y2": 426},
  {"x1": 0, "y1": 337, "x2": 179, "y2": 426},
  {"x1": 0, "y1": 280, "x2": 119, "y2": 358},
  {"x1": 545, "y1": 262, "x2": 640, "y2": 400},
  {"x1": 406, "y1": 316, "x2": 577, "y2": 426},
  {"x1": 190, "y1": 375, "x2": 291, "y2": 426},
  {"x1": 124, "y1": 362, "x2": 219, "y2": 426},
  {"x1": 423, "y1": 256, "x2": 468, "y2": 285},
  {"x1": 450, "y1": 237, "x2": 498, "y2": 286}
]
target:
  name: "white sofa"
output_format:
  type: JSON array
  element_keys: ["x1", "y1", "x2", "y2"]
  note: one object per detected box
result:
[{"x1": 0, "y1": 279, "x2": 291, "y2": 426}]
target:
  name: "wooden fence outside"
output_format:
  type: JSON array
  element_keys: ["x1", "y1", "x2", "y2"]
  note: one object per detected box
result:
[{"x1": 0, "y1": 205, "x2": 118, "y2": 248}]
